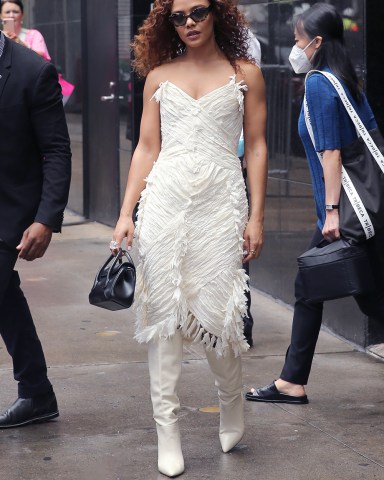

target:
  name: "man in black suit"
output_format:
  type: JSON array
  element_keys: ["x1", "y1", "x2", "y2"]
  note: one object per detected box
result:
[{"x1": 0, "y1": 32, "x2": 71, "y2": 428}]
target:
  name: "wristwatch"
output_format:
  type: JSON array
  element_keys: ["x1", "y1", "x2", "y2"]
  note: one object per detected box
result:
[{"x1": 325, "y1": 204, "x2": 340, "y2": 211}]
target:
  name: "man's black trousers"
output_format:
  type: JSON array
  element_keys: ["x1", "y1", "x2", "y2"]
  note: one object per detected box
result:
[{"x1": 0, "y1": 240, "x2": 52, "y2": 398}]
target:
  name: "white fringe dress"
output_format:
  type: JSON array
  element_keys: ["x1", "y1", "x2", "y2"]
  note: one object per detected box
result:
[{"x1": 134, "y1": 75, "x2": 250, "y2": 357}]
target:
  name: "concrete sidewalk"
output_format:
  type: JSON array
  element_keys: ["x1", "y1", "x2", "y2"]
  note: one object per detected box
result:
[{"x1": 0, "y1": 211, "x2": 383, "y2": 480}]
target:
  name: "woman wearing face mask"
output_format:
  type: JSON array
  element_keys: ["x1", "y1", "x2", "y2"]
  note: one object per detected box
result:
[
  {"x1": 0, "y1": 0, "x2": 51, "y2": 60},
  {"x1": 246, "y1": 3, "x2": 384, "y2": 405},
  {"x1": 111, "y1": 0, "x2": 267, "y2": 476}
]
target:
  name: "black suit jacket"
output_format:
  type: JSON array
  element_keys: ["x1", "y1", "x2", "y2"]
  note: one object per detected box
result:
[{"x1": 0, "y1": 38, "x2": 71, "y2": 248}]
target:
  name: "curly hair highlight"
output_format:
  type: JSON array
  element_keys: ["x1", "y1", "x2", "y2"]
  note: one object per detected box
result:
[{"x1": 132, "y1": 0, "x2": 253, "y2": 77}]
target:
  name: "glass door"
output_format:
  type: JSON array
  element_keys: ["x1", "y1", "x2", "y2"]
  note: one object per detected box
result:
[
  {"x1": 82, "y1": 0, "x2": 120, "y2": 225},
  {"x1": 117, "y1": 0, "x2": 133, "y2": 202}
]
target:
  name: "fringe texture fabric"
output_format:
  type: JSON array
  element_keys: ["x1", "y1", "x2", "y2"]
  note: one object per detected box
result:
[{"x1": 134, "y1": 76, "x2": 250, "y2": 357}]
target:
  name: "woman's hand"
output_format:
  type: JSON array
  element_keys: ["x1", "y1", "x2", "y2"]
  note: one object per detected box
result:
[
  {"x1": 3, "y1": 31, "x2": 26, "y2": 47},
  {"x1": 243, "y1": 218, "x2": 264, "y2": 263},
  {"x1": 110, "y1": 215, "x2": 135, "y2": 255},
  {"x1": 322, "y1": 210, "x2": 340, "y2": 242}
]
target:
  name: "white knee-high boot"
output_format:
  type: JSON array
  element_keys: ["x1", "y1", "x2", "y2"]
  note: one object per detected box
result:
[
  {"x1": 205, "y1": 347, "x2": 244, "y2": 453},
  {"x1": 148, "y1": 330, "x2": 185, "y2": 477}
]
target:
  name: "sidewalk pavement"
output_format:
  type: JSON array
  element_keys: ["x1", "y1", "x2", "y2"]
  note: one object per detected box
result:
[{"x1": 0, "y1": 211, "x2": 383, "y2": 480}]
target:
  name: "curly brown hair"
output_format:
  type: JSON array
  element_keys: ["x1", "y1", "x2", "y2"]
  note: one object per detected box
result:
[{"x1": 132, "y1": 0, "x2": 253, "y2": 77}]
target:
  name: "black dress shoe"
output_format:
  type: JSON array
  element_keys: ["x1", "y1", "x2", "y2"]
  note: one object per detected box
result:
[
  {"x1": 245, "y1": 382, "x2": 309, "y2": 404},
  {"x1": 0, "y1": 391, "x2": 59, "y2": 428}
]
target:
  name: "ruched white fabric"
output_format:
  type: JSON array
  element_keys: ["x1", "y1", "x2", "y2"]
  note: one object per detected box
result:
[{"x1": 134, "y1": 75, "x2": 250, "y2": 357}]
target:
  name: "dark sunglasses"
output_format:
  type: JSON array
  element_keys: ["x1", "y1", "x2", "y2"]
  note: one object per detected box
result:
[{"x1": 169, "y1": 5, "x2": 212, "y2": 27}]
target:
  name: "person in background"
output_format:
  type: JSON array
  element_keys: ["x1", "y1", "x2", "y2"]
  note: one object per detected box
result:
[
  {"x1": 247, "y1": 29, "x2": 261, "y2": 67},
  {"x1": 1, "y1": 0, "x2": 75, "y2": 106},
  {"x1": 0, "y1": 23, "x2": 71, "y2": 428},
  {"x1": 0, "y1": 0, "x2": 51, "y2": 60},
  {"x1": 234, "y1": 0, "x2": 261, "y2": 68},
  {"x1": 246, "y1": 2, "x2": 384, "y2": 406}
]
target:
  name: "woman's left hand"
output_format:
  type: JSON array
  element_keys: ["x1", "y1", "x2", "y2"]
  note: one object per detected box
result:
[
  {"x1": 243, "y1": 218, "x2": 264, "y2": 263},
  {"x1": 322, "y1": 210, "x2": 340, "y2": 242}
]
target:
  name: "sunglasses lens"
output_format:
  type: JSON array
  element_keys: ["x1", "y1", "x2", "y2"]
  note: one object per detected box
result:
[
  {"x1": 191, "y1": 8, "x2": 208, "y2": 22},
  {"x1": 170, "y1": 14, "x2": 185, "y2": 27}
]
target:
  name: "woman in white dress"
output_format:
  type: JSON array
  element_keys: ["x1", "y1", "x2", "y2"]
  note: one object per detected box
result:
[{"x1": 112, "y1": 0, "x2": 267, "y2": 476}]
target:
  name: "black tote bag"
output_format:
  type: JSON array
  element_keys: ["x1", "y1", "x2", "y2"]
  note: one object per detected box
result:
[
  {"x1": 339, "y1": 128, "x2": 384, "y2": 244},
  {"x1": 305, "y1": 70, "x2": 384, "y2": 245}
]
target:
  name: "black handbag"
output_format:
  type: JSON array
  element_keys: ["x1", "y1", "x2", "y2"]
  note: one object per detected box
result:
[
  {"x1": 339, "y1": 128, "x2": 384, "y2": 244},
  {"x1": 297, "y1": 238, "x2": 375, "y2": 302},
  {"x1": 89, "y1": 249, "x2": 136, "y2": 311}
]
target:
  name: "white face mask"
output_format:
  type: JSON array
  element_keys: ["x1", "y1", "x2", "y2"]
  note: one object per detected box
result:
[{"x1": 288, "y1": 38, "x2": 316, "y2": 74}]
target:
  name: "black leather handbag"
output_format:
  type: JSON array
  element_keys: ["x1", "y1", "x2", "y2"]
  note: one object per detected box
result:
[
  {"x1": 297, "y1": 238, "x2": 375, "y2": 302},
  {"x1": 89, "y1": 249, "x2": 136, "y2": 311}
]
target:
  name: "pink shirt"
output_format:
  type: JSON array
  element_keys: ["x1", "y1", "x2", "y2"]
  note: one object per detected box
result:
[{"x1": 19, "y1": 28, "x2": 51, "y2": 61}]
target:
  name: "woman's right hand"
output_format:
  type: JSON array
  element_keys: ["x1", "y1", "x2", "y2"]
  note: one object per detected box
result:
[
  {"x1": 111, "y1": 215, "x2": 135, "y2": 255},
  {"x1": 3, "y1": 31, "x2": 26, "y2": 47},
  {"x1": 322, "y1": 210, "x2": 340, "y2": 242}
]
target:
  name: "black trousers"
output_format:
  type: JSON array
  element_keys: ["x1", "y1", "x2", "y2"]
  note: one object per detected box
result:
[
  {"x1": 280, "y1": 228, "x2": 384, "y2": 385},
  {"x1": 0, "y1": 240, "x2": 52, "y2": 398}
]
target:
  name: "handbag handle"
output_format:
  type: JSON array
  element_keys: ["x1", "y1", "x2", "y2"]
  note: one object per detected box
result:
[
  {"x1": 303, "y1": 71, "x2": 374, "y2": 241},
  {"x1": 316, "y1": 239, "x2": 330, "y2": 248},
  {"x1": 98, "y1": 249, "x2": 135, "y2": 283}
]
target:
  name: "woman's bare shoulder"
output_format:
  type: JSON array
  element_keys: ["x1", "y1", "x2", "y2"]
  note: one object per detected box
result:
[
  {"x1": 237, "y1": 61, "x2": 263, "y2": 90},
  {"x1": 147, "y1": 59, "x2": 185, "y2": 85},
  {"x1": 237, "y1": 60, "x2": 261, "y2": 79}
]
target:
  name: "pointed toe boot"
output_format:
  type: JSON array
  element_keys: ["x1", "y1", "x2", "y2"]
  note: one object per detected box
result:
[
  {"x1": 148, "y1": 331, "x2": 185, "y2": 477},
  {"x1": 205, "y1": 347, "x2": 244, "y2": 453}
]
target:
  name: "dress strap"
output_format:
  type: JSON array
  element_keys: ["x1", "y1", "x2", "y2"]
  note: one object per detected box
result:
[
  {"x1": 151, "y1": 82, "x2": 165, "y2": 103},
  {"x1": 229, "y1": 75, "x2": 248, "y2": 112}
]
